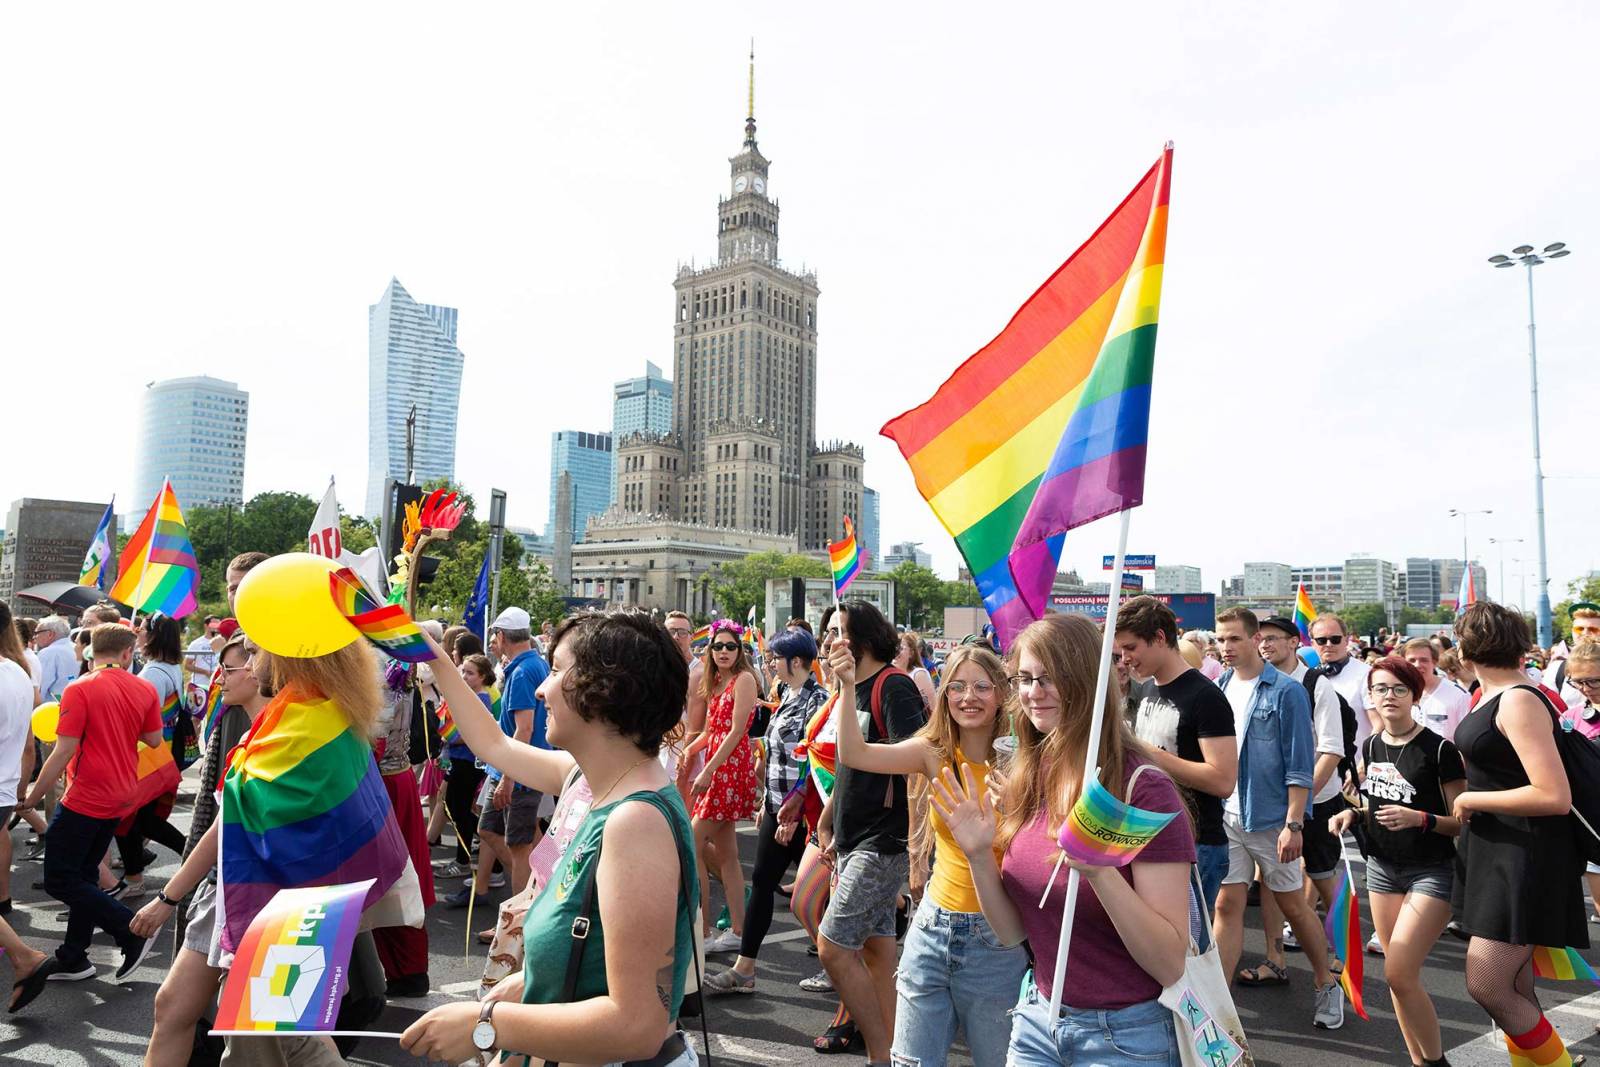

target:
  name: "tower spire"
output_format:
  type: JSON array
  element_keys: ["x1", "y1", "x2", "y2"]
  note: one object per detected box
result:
[{"x1": 744, "y1": 40, "x2": 757, "y2": 147}]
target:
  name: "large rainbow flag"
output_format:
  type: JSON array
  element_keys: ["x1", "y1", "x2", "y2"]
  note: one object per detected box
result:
[
  {"x1": 110, "y1": 479, "x2": 200, "y2": 617},
  {"x1": 1531, "y1": 945, "x2": 1600, "y2": 985},
  {"x1": 212, "y1": 879, "x2": 372, "y2": 1034},
  {"x1": 882, "y1": 147, "x2": 1172, "y2": 646},
  {"x1": 219, "y1": 686, "x2": 418, "y2": 954}
]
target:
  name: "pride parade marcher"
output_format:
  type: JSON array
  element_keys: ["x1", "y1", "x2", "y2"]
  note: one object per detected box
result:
[
  {"x1": 402, "y1": 611, "x2": 701, "y2": 1067},
  {"x1": 114, "y1": 612, "x2": 190, "y2": 902},
  {"x1": 933, "y1": 612, "x2": 1194, "y2": 1066}
]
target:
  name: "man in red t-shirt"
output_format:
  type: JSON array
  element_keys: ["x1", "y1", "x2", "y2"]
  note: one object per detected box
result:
[{"x1": 21, "y1": 624, "x2": 165, "y2": 984}]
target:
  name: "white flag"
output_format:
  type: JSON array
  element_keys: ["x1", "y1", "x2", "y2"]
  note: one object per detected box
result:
[{"x1": 307, "y1": 480, "x2": 343, "y2": 559}]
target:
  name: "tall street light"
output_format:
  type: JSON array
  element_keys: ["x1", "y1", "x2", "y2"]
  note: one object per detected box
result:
[
  {"x1": 1488, "y1": 241, "x2": 1571, "y2": 646},
  {"x1": 1448, "y1": 507, "x2": 1492, "y2": 570},
  {"x1": 1489, "y1": 537, "x2": 1524, "y2": 605}
]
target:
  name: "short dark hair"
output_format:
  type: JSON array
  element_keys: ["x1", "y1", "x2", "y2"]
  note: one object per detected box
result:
[
  {"x1": 548, "y1": 610, "x2": 688, "y2": 754},
  {"x1": 1215, "y1": 606, "x2": 1259, "y2": 635},
  {"x1": 839, "y1": 599, "x2": 899, "y2": 664},
  {"x1": 1368, "y1": 655, "x2": 1426, "y2": 701},
  {"x1": 770, "y1": 627, "x2": 818, "y2": 666},
  {"x1": 228, "y1": 551, "x2": 268, "y2": 575},
  {"x1": 1456, "y1": 601, "x2": 1532, "y2": 670},
  {"x1": 786, "y1": 617, "x2": 813, "y2": 634},
  {"x1": 454, "y1": 632, "x2": 485, "y2": 659},
  {"x1": 1115, "y1": 596, "x2": 1178, "y2": 647}
]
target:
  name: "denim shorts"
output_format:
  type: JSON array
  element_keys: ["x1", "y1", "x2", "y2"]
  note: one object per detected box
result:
[
  {"x1": 819, "y1": 849, "x2": 909, "y2": 950},
  {"x1": 891, "y1": 901, "x2": 1028, "y2": 1067},
  {"x1": 1365, "y1": 854, "x2": 1453, "y2": 902},
  {"x1": 1008, "y1": 973, "x2": 1179, "y2": 1067}
]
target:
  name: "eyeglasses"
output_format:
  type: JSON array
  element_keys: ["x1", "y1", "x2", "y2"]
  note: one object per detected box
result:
[
  {"x1": 666, "y1": 629, "x2": 692, "y2": 639},
  {"x1": 1008, "y1": 673, "x2": 1055, "y2": 691},
  {"x1": 1313, "y1": 635, "x2": 1345, "y2": 646},
  {"x1": 1371, "y1": 683, "x2": 1413, "y2": 697},
  {"x1": 710, "y1": 642, "x2": 740, "y2": 652},
  {"x1": 220, "y1": 664, "x2": 252, "y2": 675},
  {"x1": 825, "y1": 626, "x2": 842, "y2": 638},
  {"x1": 945, "y1": 681, "x2": 996, "y2": 697},
  {"x1": 1571, "y1": 677, "x2": 1600, "y2": 692}
]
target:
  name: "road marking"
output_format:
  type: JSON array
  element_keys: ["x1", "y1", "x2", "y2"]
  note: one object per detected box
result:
[{"x1": 1445, "y1": 988, "x2": 1600, "y2": 1066}]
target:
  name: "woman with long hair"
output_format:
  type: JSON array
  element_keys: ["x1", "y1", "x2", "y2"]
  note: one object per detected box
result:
[
  {"x1": 0, "y1": 602, "x2": 38, "y2": 913},
  {"x1": 933, "y1": 613, "x2": 1194, "y2": 1066},
  {"x1": 113, "y1": 613, "x2": 190, "y2": 900},
  {"x1": 704, "y1": 626, "x2": 829, "y2": 995},
  {"x1": 434, "y1": 653, "x2": 492, "y2": 881},
  {"x1": 895, "y1": 631, "x2": 937, "y2": 710},
  {"x1": 682, "y1": 619, "x2": 759, "y2": 955},
  {"x1": 402, "y1": 611, "x2": 700, "y2": 1067},
  {"x1": 1452, "y1": 602, "x2": 1585, "y2": 1067},
  {"x1": 1328, "y1": 656, "x2": 1462, "y2": 1067},
  {"x1": 836, "y1": 643, "x2": 1025, "y2": 1067}
]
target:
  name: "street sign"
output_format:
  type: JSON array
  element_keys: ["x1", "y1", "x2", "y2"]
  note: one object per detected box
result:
[
  {"x1": 1050, "y1": 592, "x2": 1216, "y2": 630},
  {"x1": 1120, "y1": 573, "x2": 1144, "y2": 591},
  {"x1": 1104, "y1": 554, "x2": 1156, "y2": 570}
]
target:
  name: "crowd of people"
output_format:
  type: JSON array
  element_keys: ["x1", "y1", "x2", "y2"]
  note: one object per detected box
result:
[{"x1": 1, "y1": 557, "x2": 1599, "y2": 1067}]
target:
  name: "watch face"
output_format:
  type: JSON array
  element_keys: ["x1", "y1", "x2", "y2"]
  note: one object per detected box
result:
[
  {"x1": 473, "y1": 1019, "x2": 496, "y2": 1051},
  {"x1": 752, "y1": 176, "x2": 765, "y2": 193},
  {"x1": 734, "y1": 175, "x2": 748, "y2": 193}
]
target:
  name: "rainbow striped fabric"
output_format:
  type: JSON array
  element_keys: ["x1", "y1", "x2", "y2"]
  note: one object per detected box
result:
[
  {"x1": 78, "y1": 499, "x2": 115, "y2": 591},
  {"x1": 1294, "y1": 582, "x2": 1318, "y2": 645},
  {"x1": 1056, "y1": 775, "x2": 1177, "y2": 867},
  {"x1": 438, "y1": 703, "x2": 460, "y2": 745},
  {"x1": 328, "y1": 566, "x2": 431, "y2": 663},
  {"x1": 110, "y1": 478, "x2": 199, "y2": 617},
  {"x1": 828, "y1": 516, "x2": 863, "y2": 598},
  {"x1": 1531, "y1": 945, "x2": 1600, "y2": 984},
  {"x1": 689, "y1": 623, "x2": 713, "y2": 654},
  {"x1": 1456, "y1": 563, "x2": 1478, "y2": 616},
  {"x1": 212, "y1": 879, "x2": 372, "y2": 1034},
  {"x1": 199, "y1": 670, "x2": 227, "y2": 746},
  {"x1": 220, "y1": 686, "x2": 415, "y2": 953},
  {"x1": 1505, "y1": 1015, "x2": 1574, "y2": 1067},
  {"x1": 1323, "y1": 863, "x2": 1368, "y2": 1019},
  {"x1": 882, "y1": 148, "x2": 1172, "y2": 646}
]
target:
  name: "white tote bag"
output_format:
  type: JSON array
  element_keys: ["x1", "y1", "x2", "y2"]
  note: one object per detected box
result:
[{"x1": 1158, "y1": 867, "x2": 1254, "y2": 1067}]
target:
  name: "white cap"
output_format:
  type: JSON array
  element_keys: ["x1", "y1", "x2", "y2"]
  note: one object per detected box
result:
[{"x1": 491, "y1": 606, "x2": 532, "y2": 632}]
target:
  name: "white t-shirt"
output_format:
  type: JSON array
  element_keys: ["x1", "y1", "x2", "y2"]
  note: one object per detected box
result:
[
  {"x1": 1322, "y1": 657, "x2": 1372, "y2": 750},
  {"x1": 1414, "y1": 677, "x2": 1471, "y2": 743},
  {"x1": 1288, "y1": 661, "x2": 1346, "y2": 804},
  {"x1": 23, "y1": 649, "x2": 41, "y2": 693},
  {"x1": 186, "y1": 636, "x2": 218, "y2": 679},
  {"x1": 1222, "y1": 671, "x2": 1260, "y2": 816},
  {"x1": 0, "y1": 660, "x2": 34, "y2": 805}
]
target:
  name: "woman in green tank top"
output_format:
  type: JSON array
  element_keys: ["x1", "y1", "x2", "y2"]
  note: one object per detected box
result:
[{"x1": 402, "y1": 611, "x2": 700, "y2": 1067}]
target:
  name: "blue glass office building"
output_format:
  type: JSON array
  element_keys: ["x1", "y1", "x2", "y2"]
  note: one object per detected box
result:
[
  {"x1": 366, "y1": 278, "x2": 464, "y2": 517},
  {"x1": 133, "y1": 375, "x2": 249, "y2": 510},
  {"x1": 549, "y1": 430, "x2": 614, "y2": 541}
]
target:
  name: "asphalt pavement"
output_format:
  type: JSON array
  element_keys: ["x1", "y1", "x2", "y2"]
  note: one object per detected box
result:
[{"x1": 7, "y1": 786, "x2": 1600, "y2": 1067}]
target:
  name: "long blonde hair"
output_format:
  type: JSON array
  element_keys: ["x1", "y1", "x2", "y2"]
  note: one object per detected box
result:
[
  {"x1": 256, "y1": 641, "x2": 383, "y2": 738},
  {"x1": 910, "y1": 645, "x2": 1011, "y2": 876},
  {"x1": 996, "y1": 613, "x2": 1134, "y2": 857}
]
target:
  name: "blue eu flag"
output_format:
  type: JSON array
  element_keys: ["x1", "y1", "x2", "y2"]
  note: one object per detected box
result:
[{"x1": 462, "y1": 552, "x2": 491, "y2": 639}]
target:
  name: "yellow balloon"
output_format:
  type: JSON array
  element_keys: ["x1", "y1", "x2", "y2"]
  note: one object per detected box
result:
[
  {"x1": 235, "y1": 552, "x2": 359, "y2": 658},
  {"x1": 31, "y1": 702, "x2": 60, "y2": 744}
]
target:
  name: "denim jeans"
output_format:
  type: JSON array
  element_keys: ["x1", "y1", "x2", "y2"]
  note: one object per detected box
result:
[
  {"x1": 1195, "y1": 842, "x2": 1229, "y2": 915},
  {"x1": 1008, "y1": 973, "x2": 1179, "y2": 1066},
  {"x1": 42, "y1": 802, "x2": 138, "y2": 967},
  {"x1": 891, "y1": 900, "x2": 1028, "y2": 1067}
]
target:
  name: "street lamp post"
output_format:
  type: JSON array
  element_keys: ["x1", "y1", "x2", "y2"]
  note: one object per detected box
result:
[
  {"x1": 1448, "y1": 508, "x2": 1491, "y2": 593},
  {"x1": 1488, "y1": 537, "x2": 1524, "y2": 606},
  {"x1": 1489, "y1": 242, "x2": 1571, "y2": 646}
]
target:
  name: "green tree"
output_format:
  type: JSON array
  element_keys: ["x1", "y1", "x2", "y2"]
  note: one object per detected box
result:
[
  {"x1": 889, "y1": 562, "x2": 950, "y2": 631},
  {"x1": 943, "y1": 578, "x2": 984, "y2": 610},
  {"x1": 523, "y1": 559, "x2": 568, "y2": 628},
  {"x1": 1341, "y1": 603, "x2": 1389, "y2": 640},
  {"x1": 709, "y1": 552, "x2": 829, "y2": 623}
]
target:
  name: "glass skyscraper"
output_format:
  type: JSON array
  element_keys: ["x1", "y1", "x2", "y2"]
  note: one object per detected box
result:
[
  {"x1": 860, "y1": 487, "x2": 880, "y2": 569},
  {"x1": 133, "y1": 375, "x2": 249, "y2": 511},
  {"x1": 366, "y1": 278, "x2": 464, "y2": 517},
  {"x1": 549, "y1": 430, "x2": 614, "y2": 542},
  {"x1": 612, "y1": 361, "x2": 674, "y2": 439}
]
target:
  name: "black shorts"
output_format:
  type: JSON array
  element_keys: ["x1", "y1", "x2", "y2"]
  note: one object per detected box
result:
[{"x1": 1302, "y1": 794, "x2": 1346, "y2": 880}]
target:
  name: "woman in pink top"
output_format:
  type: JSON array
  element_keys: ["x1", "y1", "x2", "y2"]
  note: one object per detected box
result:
[{"x1": 934, "y1": 613, "x2": 1195, "y2": 1066}]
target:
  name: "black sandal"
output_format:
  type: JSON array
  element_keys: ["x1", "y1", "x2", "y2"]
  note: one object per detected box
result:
[
  {"x1": 814, "y1": 1022, "x2": 864, "y2": 1054},
  {"x1": 10, "y1": 964, "x2": 47, "y2": 1014},
  {"x1": 1236, "y1": 960, "x2": 1289, "y2": 986}
]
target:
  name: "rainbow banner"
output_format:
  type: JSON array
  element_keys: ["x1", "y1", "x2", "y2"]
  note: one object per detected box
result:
[
  {"x1": 1324, "y1": 859, "x2": 1368, "y2": 1019},
  {"x1": 882, "y1": 147, "x2": 1171, "y2": 647},
  {"x1": 1531, "y1": 945, "x2": 1600, "y2": 985},
  {"x1": 1057, "y1": 774, "x2": 1177, "y2": 867},
  {"x1": 110, "y1": 478, "x2": 200, "y2": 618},
  {"x1": 78, "y1": 499, "x2": 115, "y2": 591},
  {"x1": 828, "y1": 516, "x2": 863, "y2": 598},
  {"x1": 328, "y1": 566, "x2": 430, "y2": 663},
  {"x1": 1294, "y1": 582, "x2": 1318, "y2": 646},
  {"x1": 212, "y1": 879, "x2": 372, "y2": 1034}
]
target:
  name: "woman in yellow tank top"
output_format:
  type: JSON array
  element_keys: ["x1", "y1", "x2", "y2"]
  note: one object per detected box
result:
[{"x1": 834, "y1": 644, "x2": 1027, "y2": 1067}]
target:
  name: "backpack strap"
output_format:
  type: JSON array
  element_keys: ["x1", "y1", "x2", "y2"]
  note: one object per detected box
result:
[{"x1": 868, "y1": 666, "x2": 911, "y2": 739}]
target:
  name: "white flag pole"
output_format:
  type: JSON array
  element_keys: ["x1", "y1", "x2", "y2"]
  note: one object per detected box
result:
[{"x1": 1046, "y1": 507, "x2": 1132, "y2": 1020}]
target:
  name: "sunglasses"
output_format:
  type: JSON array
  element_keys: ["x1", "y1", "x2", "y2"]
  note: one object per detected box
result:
[
  {"x1": 710, "y1": 642, "x2": 740, "y2": 652},
  {"x1": 1313, "y1": 635, "x2": 1345, "y2": 646}
]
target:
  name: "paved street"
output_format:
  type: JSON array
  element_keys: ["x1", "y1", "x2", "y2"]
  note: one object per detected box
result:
[{"x1": 7, "y1": 785, "x2": 1600, "y2": 1067}]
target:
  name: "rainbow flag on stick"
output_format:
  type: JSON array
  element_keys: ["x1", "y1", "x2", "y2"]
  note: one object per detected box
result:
[
  {"x1": 212, "y1": 879, "x2": 381, "y2": 1036},
  {"x1": 328, "y1": 566, "x2": 431, "y2": 663},
  {"x1": 1531, "y1": 945, "x2": 1600, "y2": 985},
  {"x1": 689, "y1": 623, "x2": 713, "y2": 654},
  {"x1": 1038, "y1": 771, "x2": 1177, "y2": 905},
  {"x1": 78, "y1": 499, "x2": 115, "y2": 591},
  {"x1": 828, "y1": 516, "x2": 863, "y2": 599},
  {"x1": 110, "y1": 479, "x2": 199, "y2": 617},
  {"x1": 1294, "y1": 582, "x2": 1318, "y2": 646},
  {"x1": 437, "y1": 703, "x2": 460, "y2": 745},
  {"x1": 1324, "y1": 849, "x2": 1369, "y2": 1020},
  {"x1": 882, "y1": 147, "x2": 1171, "y2": 648}
]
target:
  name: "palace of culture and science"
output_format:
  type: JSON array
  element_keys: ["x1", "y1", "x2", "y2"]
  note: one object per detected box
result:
[{"x1": 571, "y1": 60, "x2": 866, "y2": 614}]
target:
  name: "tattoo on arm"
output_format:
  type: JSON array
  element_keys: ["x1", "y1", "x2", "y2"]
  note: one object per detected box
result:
[{"x1": 657, "y1": 985, "x2": 670, "y2": 1011}]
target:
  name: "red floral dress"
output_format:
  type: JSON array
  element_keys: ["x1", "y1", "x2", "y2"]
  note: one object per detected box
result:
[{"x1": 691, "y1": 679, "x2": 759, "y2": 822}]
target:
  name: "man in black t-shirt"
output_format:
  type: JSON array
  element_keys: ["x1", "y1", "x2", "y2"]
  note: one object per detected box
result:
[
  {"x1": 1117, "y1": 597, "x2": 1238, "y2": 910},
  {"x1": 818, "y1": 600, "x2": 926, "y2": 1066}
]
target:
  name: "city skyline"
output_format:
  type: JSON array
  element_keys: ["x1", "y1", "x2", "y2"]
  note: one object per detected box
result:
[
  {"x1": 4, "y1": 7, "x2": 1595, "y2": 603},
  {"x1": 132, "y1": 375, "x2": 249, "y2": 513}
]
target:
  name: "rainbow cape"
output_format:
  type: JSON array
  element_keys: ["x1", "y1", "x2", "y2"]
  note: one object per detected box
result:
[
  {"x1": 1057, "y1": 775, "x2": 1176, "y2": 867},
  {"x1": 110, "y1": 478, "x2": 199, "y2": 617},
  {"x1": 1323, "y1": 861, "x2": 1368, "y2": 1019},
  {"x1": 1531, "y1": 945, "x2": 1600, "y2": 984},
  {"x1": 882, "y1": 147, "x2": 1171, "y2": 647},
  {"x1": 828, "y1": 517, "x2": 862, "y2": 598},
  {"x1": 213, "y1": 879, "x2": 372, "y2": 1034},
  {"x1": 328, "y1": 566, "x2": 430, "y2": 663},
  {"x1": 219, "y1": 686, "x2": 418, "y2": 954}
]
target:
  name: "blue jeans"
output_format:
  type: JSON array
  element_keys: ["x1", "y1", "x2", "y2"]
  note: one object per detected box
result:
[
  {"x1": 891, "y1": 900, "x2": 1028, "y2": 1067},
  {"x1": 1196, "y1": 842, "x2": 1228, "y2": 915},
  {"x1": 1008, "y1": 973, "x2": 1179, "y2": 1066}
]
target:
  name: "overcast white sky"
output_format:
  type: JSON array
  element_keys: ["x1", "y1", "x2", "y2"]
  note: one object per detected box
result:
[{"x1": 4, "y1": 3, "x2": 1596, "y2": 605}]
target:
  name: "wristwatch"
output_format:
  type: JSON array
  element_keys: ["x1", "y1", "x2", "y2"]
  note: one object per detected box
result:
[
  {"x1": 1285, "y1": 820, "x2": 1304, "y2": 832},
  {"x1": 472, "y1": 1001, "x2": 498, "y2": 1052}
]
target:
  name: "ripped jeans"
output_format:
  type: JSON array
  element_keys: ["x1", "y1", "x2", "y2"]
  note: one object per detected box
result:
[{"x1": 890, "y1": 900, "x2": 1029, "y2": 1067}]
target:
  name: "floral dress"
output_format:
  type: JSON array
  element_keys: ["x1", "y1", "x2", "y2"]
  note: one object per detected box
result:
[{"x1": 691, "y1": 679, "x2": 759, "y2": 822}]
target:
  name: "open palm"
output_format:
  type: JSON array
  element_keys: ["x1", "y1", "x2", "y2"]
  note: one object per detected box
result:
[{"x1": 930, "y1": 763, "x2": 996, "y2": 857}]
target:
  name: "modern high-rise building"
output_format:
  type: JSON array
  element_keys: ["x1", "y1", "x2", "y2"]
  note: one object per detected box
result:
[
  {"x1": 365, "y1": 278, "x2": 464, "y2": 517},
  {"x1": 1243, "y1": 562, "x2": 1293, "y2": 599},
  {"x1": 883, "y1": 542, "x2": 933, "y2": 570},
  {"x1": 1343, "y1": 556, "x2": 1397, "y2": 612},
  {"x1": 859, "y1": 488, "x2": 881, "y2": 569},
  {"x1": 1153, "y1": 565, "x2": 1203, "y2": 594},
  {"x1": 549, "y1": 431, "x2": 614, "y2": 542},
  {"x1": 613, "y1": 362, "x2": 675, "y2": 440},
  {"x1": 1291, "y1": 564, "x2": 1345, "y2": 603},
  {"x1": 1405, "y1": 557, "x2": 1443, "y2": 610},
  {"x1": 133, "y1": 375, "x2": 249, "y2": 510}
]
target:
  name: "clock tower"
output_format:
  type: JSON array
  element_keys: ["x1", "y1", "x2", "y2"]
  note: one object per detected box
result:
[{"x1": 718, "y1": 50, "x2": 778, "y2": 265}]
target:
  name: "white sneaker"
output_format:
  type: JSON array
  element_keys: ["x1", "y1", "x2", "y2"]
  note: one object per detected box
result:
[
  {"x1": 704, "y1": 929, "x2": 743, "y2": 954},
  {"x1": 488, "y1": 871, "x2": 507, "y2": 889},
  {"x1": 1281, "y1": 921, "x2": 1300, "y2": 952},
  {"x1": 1366, "y1": 933, "x2": 1385, "y2": 956}
]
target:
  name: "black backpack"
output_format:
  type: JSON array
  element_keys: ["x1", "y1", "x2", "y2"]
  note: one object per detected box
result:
[
  {"x1": 1519, "y1": 684, "x2": 1600, "y2": 864},
  {"x1": 1305, "y1": 669, "x2": 1359, "y2": 782}
]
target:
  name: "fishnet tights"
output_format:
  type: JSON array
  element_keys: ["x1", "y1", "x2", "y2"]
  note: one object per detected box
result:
[{"x1": 1465, "y1": 938, "x2": 1540, "y2": 1035}]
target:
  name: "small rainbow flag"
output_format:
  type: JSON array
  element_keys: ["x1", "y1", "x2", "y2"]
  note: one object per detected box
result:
[
  {"x1": 1294, "y1": 582, "x2": 1318, "y2": 646},
  {"x1": 1531, "y1": 945, "x2": 1600, "y2": 985},
  {"x1": 1057, "y1": 774, "x2": 1177, "y2": 867},
  {"x1": 1324, "y1": 858, "x2": 1368, "y2": 1019},
  {"x1": 198, "y1": 670, "x2": 226, "y2": 745},
  {"x1": 1456, "y1": 562, "x2": 1478, "y2": 617},
  {"x1": 689, "y1": 623, "x2": 713, "y2": 654},
  {"x1": 212, "y1": 879, "x2": 373, "y2": 1035},
  {"x1": 828, "y1": 516, "x2": 863, "y2": 598},
  {"x1": 328, "y1": 566, "x2": 430, "y2": 663},
  {"x1": 159, "y1": 686, "x2": 181, "y2": 745},
  {"x1": 110, "y1": 478, "x2": 199, "y2": 618},
  {"x1": 438, "y1": 703, "x2": 460, "y2": 745}
]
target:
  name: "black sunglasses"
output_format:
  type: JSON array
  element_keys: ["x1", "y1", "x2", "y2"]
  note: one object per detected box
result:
[
  {"x1": 1313, "y1": 635, "x2": 1344, "y2": 646},
  {"x1": 710, "y1": 642, "x2": 740, "y2": 652}
]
